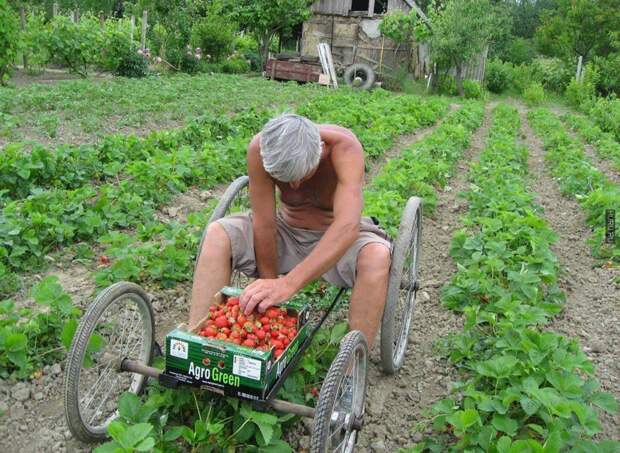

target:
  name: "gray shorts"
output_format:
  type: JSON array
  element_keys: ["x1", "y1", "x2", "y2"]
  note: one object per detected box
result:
[{"x1": 216, "y1": 213, "x2": 392, "y2": 288}]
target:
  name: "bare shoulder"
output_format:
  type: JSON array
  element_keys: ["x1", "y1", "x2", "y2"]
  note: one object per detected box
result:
[{"x1": 319, "y1": 124, "x2": 359, "y2": 142}]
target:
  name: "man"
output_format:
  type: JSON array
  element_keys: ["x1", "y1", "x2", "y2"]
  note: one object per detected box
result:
[{"x1": 189, "y1": 113, "x2": 391, "y2": 348}]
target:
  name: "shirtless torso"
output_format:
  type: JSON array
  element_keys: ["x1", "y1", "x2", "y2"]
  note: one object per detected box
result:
[{"x1": 250, "y1": 124, "x2": 362, "y2": 231}]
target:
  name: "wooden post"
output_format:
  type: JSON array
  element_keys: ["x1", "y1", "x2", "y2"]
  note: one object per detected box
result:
[
  {"x1": 368, "y1": 0, "x2": 375, "y2": 17},
  {"x1": 130, "y1": 15, "x2": 135, "y2": 42},
  {"x1": 576, "y1": 55, "x2": 583, "y2": 82},
  {"x1": 19, "y1": 4, "x2": 28, "y2": 71},
  {"x1": 70, "y1": 10, "x2": 75, "y2": 22},
  {"x1": 378, "y1": 35, "x2": 384, "y2": 76},
  {"x1": 99, "y1": 11, "x2": 105, "y2": 30},
  {"x1": 141, "y1": 10, "x2": 148, "y2": 50},
  {"x1": 52, "y1": 2, "x2": 58, "y2": 17}
]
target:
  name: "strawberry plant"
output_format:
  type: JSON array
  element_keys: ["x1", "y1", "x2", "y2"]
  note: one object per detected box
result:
[
  {"x1": 409, "y1": 104, "x2": 619, "y2": 452},
  {"x1": 0, "y1": 276, "x2": 79, "y2": 379},
  {"x1": 528, "y1": 108, "x2": 620, "y2": 263},
  {"x1": 95, "y1": 321, "x2": 349, "y2": 452},
  {"x1": 562, "y1": 113, "x2": 620, "y2": 172}
]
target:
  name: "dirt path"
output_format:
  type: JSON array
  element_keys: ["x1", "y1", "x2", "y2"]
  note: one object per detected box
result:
[
  {"x1": 519, "y1": 108, "x2": 620, "y2": 440},
  {"x1": 355, "y1": 103, "x2": 494, "y2": 452}
]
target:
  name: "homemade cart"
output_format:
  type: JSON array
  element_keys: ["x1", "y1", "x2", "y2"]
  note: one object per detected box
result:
[{"x1": 63, "y1": 176, "x2": 422, "y2": 452}]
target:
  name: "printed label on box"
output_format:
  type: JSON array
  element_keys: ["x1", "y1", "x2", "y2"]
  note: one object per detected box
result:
[
  {"x1": 233, "y1": 355, "x2": 262, "y2": 381},
  {"x1": 170, "y1": 339, "x2": 188, "y2": 359}
]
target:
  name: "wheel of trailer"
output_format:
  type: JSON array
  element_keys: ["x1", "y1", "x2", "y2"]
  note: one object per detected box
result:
[
  {"x1": 311, "y1": 330, "x2": 368, "y2": 453},
  {"x1": 380, "y1": 196, "x2": 422, "y2": 374},
  {"x1": 343, "y1": 64, "x2": 376, "y2": 90},
  {"x1": 64, "y1": 282, "x2": 154, "y2": 442},
  {"x1": 195, "y1": 175, "x2": 250, "y2": 287}
]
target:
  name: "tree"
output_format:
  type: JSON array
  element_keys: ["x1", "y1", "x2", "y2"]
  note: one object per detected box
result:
[
  {"x1": 0, "y1": 0, "x2": 19, "y2": 85},
  {"x1": 223, "y1": 0, "x2": 313, "y2": 70},
  {"x1": 425, "y1": 0, "x2": 500, "y2": 96},
  {"x1": 535, "y1": 0, "x2": 620, "y2": 62}
]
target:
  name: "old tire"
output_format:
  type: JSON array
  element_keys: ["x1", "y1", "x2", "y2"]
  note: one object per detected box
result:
[
  {"x1": 64, "y1": 282, "x2": 154, "y2": 442},
  {"x1": 380, "y1": 197, "x2": 422, "y2": 374},
  {"x1": 343, "y1": 64, "x2": 376, "y2": 90},
  {"x1": 311, "y1": 330, "x2": 368, "y2": 453}
]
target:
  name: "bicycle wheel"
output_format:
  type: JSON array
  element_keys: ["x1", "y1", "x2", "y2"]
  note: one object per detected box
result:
[
  {"x1": 380, "y1": 196, "x2": 422, "y2": 374},
  {"x1": 311, "y1": 330, "x2": 368, "y2": 453},
  {"x1": 64, "y1": 282, "x2": 154, "y2": 442}
]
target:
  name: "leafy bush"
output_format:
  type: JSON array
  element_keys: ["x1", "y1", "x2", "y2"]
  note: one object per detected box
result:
[
  {"x1": 463, "y1": 79, "x2": 483, "y2": 99},
  {"x1": 523, "y1": 82, "x2": 545, "y2": 106},
  {"x1": 531, "y1": 57, "x2": 571, "y2": 93},
  {"x1": 46, "y1": 14, "x2": 103, "y2": 76},
  {"x1": 588, "y1": 96, "x2": 620, "y2": 141},
  {"x1": 502, "y1": 37, "x2": 536, "y2": 65},
  {"x1": 190, "y1": 15, "x2": 236, "y2": 62},
  {"x1": 234, "y1": 34, "x2": 261, "y2": 70},
  {"x1": 0, "y1": 0, "x2": 19, "y2": 85},
  {"x1": 0, "y1": 276, "x2": 79, "y2": 379},
  {"x1": 20, "y1": 10, "x2": 49, "y2": 73},
  {"x1": 115, "y1": 47, "x2": 149, "y2": 78},
  {"x1": 485, "y1": 59, "x2": 511, "y2": 93},
  {"x1": 591, "y1": 53, "x2": 620, "y2": 97},
  {"x1": 437, "y1": 74, "x2": 458, "y2": 96},
  {"x1": 565, "y1": 66, "x2": 598, "y2": 110},
  {"x1": 221, "y1": 53, "x2": 250, "y2": 74}
]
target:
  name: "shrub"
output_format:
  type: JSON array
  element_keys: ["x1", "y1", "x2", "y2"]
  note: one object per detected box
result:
[
  {"x1": 523, "y1": 82, "x2": 545, "y2": 106},
  {"x1": 503, "y1": 37, "x2": 536, "y2": 65},
  {"x1": 591, "y1": 54, "x2": 620, "y2": 97},
  {"x1": 20, "y1": 10, "x2": 49, "y2": 73},
  {"x1": 565, "y1": 64, "x2": 598, "y2": 110},
  {"x1": 463, "y1": 80, "x2": 483, "y2": 99},
  {"x1": 511, "y1": 63, "x2": 537, "y2": 94},
  {"x1": 46, "y1": 14, "x2": 103, "y2": 76},
  {"x1": 485, "y1": 59, "x2": 511, "y2": 93},
  {"x1": 221, "y1": 53, "x2": 250, "y2": 74},
  {"x1": 234, "y1": 34, "x2": 261, "y2": 70},
  {"x1": 531, "y1": 57, "x2": 571, "y2": 93},
  {"x1": 588, "y1": 96, "x2": 620, "y2": 141},
  {"x1": 437, "y1": 74, "x2": 457, "y2": 96},
  {"x1": 190, "y1": 15, "x2": 236, "y2": 62},
  {"x1": 115, "y1": 46, "x2": 149, "y2": 78},
  {"x1": 0, "y1": 0, "x2": 19, "y2": 85}
]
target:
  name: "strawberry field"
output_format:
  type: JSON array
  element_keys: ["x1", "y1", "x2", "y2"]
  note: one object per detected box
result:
[{"x1": 0, "y1": 73, "x2": 619, "y2": 453}]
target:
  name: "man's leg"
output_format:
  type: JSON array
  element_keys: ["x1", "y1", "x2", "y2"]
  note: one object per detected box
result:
[
  {"x1": 189, "y1": 222, "x2": 232, "y2": 328},
  {"x1": 348, "y1": 243, "x2": 391, "y2": 349}
]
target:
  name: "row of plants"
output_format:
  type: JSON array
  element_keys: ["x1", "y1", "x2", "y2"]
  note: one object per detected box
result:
[
  {"x1": 0, "y1": 89, "x2": 446, "y2": 203},
  {"x1": 562, "y1": 113, "x2": 620, "y2": 172},
  {"x1": 408, "y1": 104, "x2": 618, "y2": 452},
  {"x1": 0, "y1": 91, "x2": 446, "y2": 297},
  {"x1": 91, "y1": 93, "x2": 449, "y2": 291},
  {"x1": 0, "y1": 73, "x2": 323, "y2": 143},
  {"x1": 365, "y1": 100, "x2": 485, "y2": 232},
  {"x1": 527, "y1": 109, "x2": 620, "y2": 264}
]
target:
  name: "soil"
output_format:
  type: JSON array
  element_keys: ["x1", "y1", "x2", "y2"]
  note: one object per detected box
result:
[{"x1": 518, "y1": 106, "x2": 620, "y2": 440}]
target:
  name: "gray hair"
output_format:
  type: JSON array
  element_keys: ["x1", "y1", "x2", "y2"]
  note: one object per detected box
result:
[{"x1": 259, "y1": 114, "x2": 321, "y2": 182}]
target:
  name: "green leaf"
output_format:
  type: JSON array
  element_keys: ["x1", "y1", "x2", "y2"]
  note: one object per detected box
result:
[
  {"x1": 475, "y1": 355, "x2": 518, "y2": 379},
  {"x1": 107, "y1": 420, "x2": 126, "y2": 443},
  {"x1": 163, "y1": 426, "x2": 185, "y2": 442},
  {"x1": 119, "y1": 423, "x2": 152, "y2": 448},
  {"x1": 491, "y1": 414, "x2": 518, "y2": 436},
  {"x1": 497, "y1": 436, "x2": 512, "y2": 453},
  {"x1": 590, "y1": 392, "x2": 618, "y2": 414},
  {"x1": 329, "y1": 322, "x2": 348, "y2": 344},
  {"x1": 135, "y1": 437, "x2": 155, "y2": 452},
  {"x1": 61, "y1": 319, "x2": 78, "y2": 349},
  {"x1": 93, "y1": 440, "x2": 124, "y2": 453},
  {"x1": 5, "y1": 332, "x2": 27, "y2": 352},
  {"x1": 118, "y1": 392, "x2": 141, "y2": 422},
  {"x1": 520, "y1": 396, "x2": 540, "y2": 416},
  {"x1": 255, "y1": 420, "x2": 274, "y2": 446}
]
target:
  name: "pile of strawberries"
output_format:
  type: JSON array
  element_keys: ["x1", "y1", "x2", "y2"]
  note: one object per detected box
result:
[{"x1": 198, "y1": 296, "x2": 298, "y2": 358}]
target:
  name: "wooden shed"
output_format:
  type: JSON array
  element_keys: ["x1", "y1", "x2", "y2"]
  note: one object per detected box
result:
[{"x1": 301, "y1": 0, "x2": 426, "y2": 77}]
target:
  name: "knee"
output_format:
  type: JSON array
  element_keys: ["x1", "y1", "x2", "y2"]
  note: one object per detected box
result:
[
  {"x1": 202, "y1": 222, "x2": 231, "y2": 254},
  {"x1": 356, "y1": 244, "x2": 391, "y2": 278}
]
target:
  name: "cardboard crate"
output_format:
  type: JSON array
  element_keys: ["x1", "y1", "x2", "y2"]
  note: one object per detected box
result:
[{"x1": 165, "y1": 287, "x2": 310, "y2": 400}]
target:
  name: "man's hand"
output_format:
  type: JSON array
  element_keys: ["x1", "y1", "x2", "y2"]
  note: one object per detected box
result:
[{"x1": 240, "y1": 277, "x2": 296, "y2": 315}]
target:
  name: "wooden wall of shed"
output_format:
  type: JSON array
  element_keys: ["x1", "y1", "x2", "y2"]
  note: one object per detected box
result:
[
  {"x1": 301, "y1": 14, "x2": 411, "y2": 74},
  {"x1": 311, "y1": 0, "x2": 350, "y2": 15},
  {"x1": 311, "y1": 0, "x2": 410, "y2": 16}
]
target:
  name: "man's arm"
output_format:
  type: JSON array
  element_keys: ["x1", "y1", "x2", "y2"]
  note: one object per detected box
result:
[
  {"x1": 247, "y1": 135, "x2": 278, "y2": 279},
  {"x1": 240, "y1": 130, "x2": 365, "y2": 314}
]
